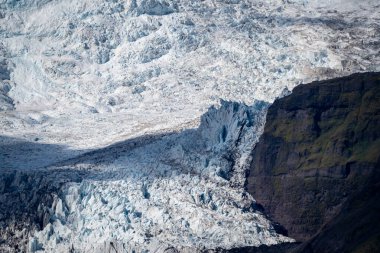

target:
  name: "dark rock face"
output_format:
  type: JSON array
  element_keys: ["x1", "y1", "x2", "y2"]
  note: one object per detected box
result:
[
  {"x1": 247, "y1": 72, "x2": 380, "y2": 251},
  {"x1": 204, "y1": 242, "x2": 301, "y2": 253}
]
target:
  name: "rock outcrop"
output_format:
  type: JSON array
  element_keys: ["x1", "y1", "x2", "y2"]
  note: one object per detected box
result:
[{"x1": 247, "y1": 72, "x2": 380, "y2": 252}]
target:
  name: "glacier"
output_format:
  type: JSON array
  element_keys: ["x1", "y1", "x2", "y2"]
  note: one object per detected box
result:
[
  {"x1": 2, "y1": 101, "x2": 295, "y2": 252},
  {"x1": 0, "y1": 0, "x2": 379, "y2": 252},
  {"x1": 1, "y1": 0, "x2": 379, "y2": 152}
]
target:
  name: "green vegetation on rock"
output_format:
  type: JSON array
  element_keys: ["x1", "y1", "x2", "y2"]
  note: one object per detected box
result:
[{"x1": 247, "y1": 72, "x2": 380, "y2": 252}]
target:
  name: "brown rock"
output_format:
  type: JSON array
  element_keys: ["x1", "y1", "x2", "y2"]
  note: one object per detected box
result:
[{"x1": 247, "y1": 72, "x2": 380, "y2": 251}]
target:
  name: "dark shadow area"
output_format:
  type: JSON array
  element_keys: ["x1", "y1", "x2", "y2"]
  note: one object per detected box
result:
[
  {"x1": 294, "y1": 172, "x2": 380, "y2": 253},
  {"x1": 56, "y1": 131, "x2": 183, "y2": 167},
  {"x1": 0, "y1": 128, "x2": 195, "y2": 249},
  {"x1": 0, "y1": 130, "x2": 187, "y2": 183},
  {"x1": 0, "y1": 135, "x2": 86, "y2": 170},
  {"x1": 250, "y1": 202, "x2": 289, "y2": 237},
  {"x1": 0, "y1": 131, "x2": 190, "y2": 251},
  {"x1": 0, "y1": 130, "x2": 188, "y2": 171},
  {"x1": 271, "y1": 15, "x2": 364, "y2": 30},
  {"x1": 0, "y1": 168, "x2": 85, "y2": 252},
  {"x1": 204, "y1": 242, "x2": 301, "y2": 253},
  {"x1": 245, "y1": 11, "x2": 376, "y2": 31},
  {"x1": 0, "y1": 100, "x2": 270, "y2": 252}
]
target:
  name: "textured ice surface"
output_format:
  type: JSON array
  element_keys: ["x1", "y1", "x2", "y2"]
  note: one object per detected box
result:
[
  {"x1": 0, "y1": 0, "x2": 379, "y2": 252},
  {"x1": 6, "y1": 101, "x2": 294, "y2": 252},
  {"x1": 1, "y1": 0, "x2": 379, "y2": 152}
]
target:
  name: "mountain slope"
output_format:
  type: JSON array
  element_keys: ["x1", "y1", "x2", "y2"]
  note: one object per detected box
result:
[{"x1": 247, "y1": 72, "x2": 380, "y2": 252}]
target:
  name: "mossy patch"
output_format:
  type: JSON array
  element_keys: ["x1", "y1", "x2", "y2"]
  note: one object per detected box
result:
[{"x1": 267, "y1": 83, "x2": 379, "y2": 172}]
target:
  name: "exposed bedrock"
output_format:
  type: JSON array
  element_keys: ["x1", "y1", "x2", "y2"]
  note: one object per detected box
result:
[{"x1": 247, "y1": 72, "x2": 380, "y2": 252}]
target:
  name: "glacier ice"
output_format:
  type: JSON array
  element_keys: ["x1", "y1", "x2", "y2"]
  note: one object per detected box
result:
[
  {"x1": 33, "y1": 101, "x2": 282, "y2": 252},
  {"x1": 1, "y1": 101, "x2": 294, "y2": 252},
  {"x1": 1, "y1": 0, "x2": 379, "y2": 151},
  {"x1": 0, "y1": 0, "x2": 379, "y2": 252}
]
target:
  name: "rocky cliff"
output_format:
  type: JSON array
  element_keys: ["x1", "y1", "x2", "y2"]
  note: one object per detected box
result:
[{"x1": 247, "y1": 72, "x2": 380, "y2": 252}]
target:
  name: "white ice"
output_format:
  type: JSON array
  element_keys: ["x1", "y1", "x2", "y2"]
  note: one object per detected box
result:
[{"x1": 0, "y1": 0, "x2": 379, "y2": 252}]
